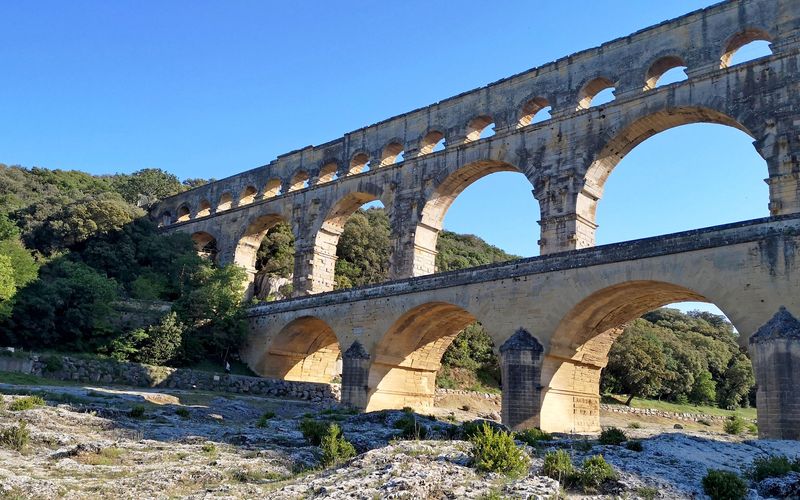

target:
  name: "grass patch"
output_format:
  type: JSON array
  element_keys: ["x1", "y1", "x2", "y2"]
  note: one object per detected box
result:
[
  {"x1": 76, "y1": 447, "x2": 126, "y2": 466},
  {"x1": 201, "y1": 443, "x2": 217, "y2": 456},
  {"x1": 602, "y1": 394, "x2": 756, "y2": 420},
  {"x1": 8, "y1": 395, "x2": 45, "y2": 411},
  {"x1": 188, "y1": 359, "x2": 257, "y2": 377},
  {"x1": 0, "y1": 420, "x2": 30, "y2": 451}
]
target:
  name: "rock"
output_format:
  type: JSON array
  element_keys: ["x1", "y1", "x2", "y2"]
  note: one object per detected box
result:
[
  {"x1": 757, "y1": 471, "x2": 800, "y2": 498},
  {"x1": 673, "y1": 424, "x2": 684, "y2": 429}
]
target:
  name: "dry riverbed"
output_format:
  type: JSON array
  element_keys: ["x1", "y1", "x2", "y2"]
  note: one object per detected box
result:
[{"x1": 0, "y1": 381, "x2": 798, "y2": 499}]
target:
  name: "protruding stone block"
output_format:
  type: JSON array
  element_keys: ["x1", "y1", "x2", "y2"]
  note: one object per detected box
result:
[
  {"x1": 341, "y1": 341, "x2": 371, "y2": 410},
  {"x1": 500, "y1": 328, "x2": 544, "y2": 430},
  {"x1": 750, "y1": 307, "x2": 800, "y2": 440}
]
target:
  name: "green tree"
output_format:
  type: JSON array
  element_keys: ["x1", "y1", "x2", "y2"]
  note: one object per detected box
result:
[
  {"x1": 717, "y1": 355, "x2": 755, "y2": 409},
  {"x1": 0, "y1": 254, "x2": 15, "y2": 301},
  {"x1": 689, "y1": 370, "x2": 717, "y2": 405},
  {"x1": 334, "y1": 208, "x2": 390, "y2": 288},
  {"x1": 435, "y1": 231, "x2": 519, "y2": 272},
  {"x1": 111, "y1": 168, "x2": 184, "y2": 207},
  {"x1": 255, "y1": 222, "x2": 295, "y2": 278},
  {"x1": 603, "y1": 322, "x2": 667, "y2": 405},
  {"x1": 137, "y1": 312, "x2": 185, "y2": 365}
]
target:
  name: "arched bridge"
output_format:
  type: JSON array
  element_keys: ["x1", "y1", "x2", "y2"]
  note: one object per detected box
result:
[{"x1": 153, "y1": 0, "x2": 800, "y2": 440}]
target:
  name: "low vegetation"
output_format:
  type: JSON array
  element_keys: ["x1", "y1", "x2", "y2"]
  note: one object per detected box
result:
[
  {"x1": 598, "y1": 427, "x2": 627, "y2": 446},
  {"x1": 8, "y1": 395, "x2": 45, "y2": 411},
  {"x1": 0, "y1": 420, "x2": 29, "y2": 451},
  {"x1": 723, "y1": 416, "x2": 746, "y2": 435},
  {"x1": 515, "y1": 427, "x2": 552, "y2": 446},
  {"x1": 468, "y1": 422, "x2": 530, "y2": 478},
  {"x1": 542, "y1": 449, "x2": 619, "y2": 493},
  {"x1": 299, "y1": 419, "x2": 329, "y2": 446},
  {"x1": 393, "y1": 413, "x2": 429, "y2": 440},
  {"x1": 702, "y1": 469, "x2": 748, "y2": 500},
  {"x1": 319, "y1": 424, "x2": 356, "y2": 467},
  {"x1": 747, "y1": 454, "x2": 800, "y2": 481}
]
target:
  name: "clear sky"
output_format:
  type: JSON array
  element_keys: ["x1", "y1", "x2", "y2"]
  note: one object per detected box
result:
[{"x1": 0, "y1": 1, "x2": 773, "y2": 317}]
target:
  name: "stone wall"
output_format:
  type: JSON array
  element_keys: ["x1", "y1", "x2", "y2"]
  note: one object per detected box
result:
[{"x1": 1, "y1": 352, "x2": 339, "y2": 403}]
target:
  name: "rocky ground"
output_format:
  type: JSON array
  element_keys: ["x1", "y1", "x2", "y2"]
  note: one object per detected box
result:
[{"x1": 0, "y1": 381, "x2": 798, "y2": 499}]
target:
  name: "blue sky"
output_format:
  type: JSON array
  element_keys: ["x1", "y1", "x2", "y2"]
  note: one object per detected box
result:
[{"x1": 0, "y1": 1, "x2": 772, "y2": 316}]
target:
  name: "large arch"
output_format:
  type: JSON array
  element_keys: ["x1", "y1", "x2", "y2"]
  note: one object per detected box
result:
[
  {"x1": 191, "y1": 231, "x2": 218, "y2": 262},
  {"x1": 254, "y1": 316, "x2": 341, "y2": 383},
  {"x1": 409, "y1": 159, "x2": 528, "y2": 276},
  {"x1": 233, "y1": 213, "x2": 292, "y2": 298},
  {"x1": 539, "y1": 280, "x2": 741, "y2": 434},
  {"x1": 366, "y1": 302, "x2": 478, "y2": 411}
]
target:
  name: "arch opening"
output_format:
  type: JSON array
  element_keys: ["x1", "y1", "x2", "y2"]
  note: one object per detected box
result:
[
  {"x1": 289, "y1": 171, "x2": 310, "y2": 192},
  {"x1": 540, "y1": 280, "x2": 744, "y2": 433},
  {"x1": 176, "y1": 205, "x2": 191, "y2": 223},
  {"x1": 349, "y1": 153, "x2": 371, "y2": 175},
  {"x1": 255, "y1": 316, "x2": 341, "y2": 383},
  {"x1": 644, "y1": 56, "x2": 687, "y2": 90},
  {"x1": 197, "y1": 199, "x2": 211, "y2": 218},
  {"x1": 519, "y1": 97, "x2": 551, "y2": 127},
  {"x1": 466, "y1": 116, "x2": 494, "y2": 142},
  {"x1": 721, "y1": 29, "x2": 773, "y2": 68},
  {"x1": 264, "y1": 179, "x2": 282, "y2": 199},
  {"x1": 191, "y1": 231, "x2": 218, "y2": 262},
  {"x1": 380, "y1": 142, "x2": 405, "y2": 167},
  {"x1": 253, "y1": 221, "x2": 295, "y2": 301},
  {"x1": 367, "y1": 302, "x2": 479, "y2": 411},
  {"x1": 239, "y1": 185, "x2": 257, "y2": 205},
  {"x1": 420, "y1": 131, "x2": 446, "y2": 155},
  {"x1": 578, "y1": 77, "x2": 615, "y2": 110},
  {"x1": 317, "y1": 162, "x2": 339, "y2": 184},
  {"x1": 234, "y1": 213, "x2": 291, "y2": 298},
  {"x1": 158, "y1": 211, "x2": 172, "y2": 227},
  {"x1": 218, "y1": 192, "x2": 233, "y2": 212}
]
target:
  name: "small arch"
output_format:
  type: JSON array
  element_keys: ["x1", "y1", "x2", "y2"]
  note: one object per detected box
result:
[
  {"x1": 288, "y1": 170, "x2": 310, "y2": 192},
  {"x1": 239, "y1": 185, "x2": 257, "y2": 205},
  {"x1": 264, "y1": 178, "x2": 282, "y2": 198},
  {"x1": 721, "y1": 28, "x2": 773, "y2": 68},
  {"x1": 158, "y1": 211, "x2": 172, "y2": 227},
  {"x1": 380, "y1": 141, "x2": 405, "y2": 167},
  {"x1": 217, "y1": 192, "x2": 233, "y2": 211},
  {"x1": 196, "y1": 199, "x2": 211, "y2": 218},
  {"x1": 420, "y1": 130, "x2": 446, "y2": 155},
  {"x1": 255, "y1": 316, "x2": 341, "y2": 383},
  {"x1": 577, "y1": 77, "x2": 615, "y2": 110},
  {"x1": 317, "y1": 162, "x2": 339, "y2": 184},
  {"x1": 191, "y1": 231, "x2": 218, "y2": 261},
  {"x1": 175, "y1": 205, "x2": 191, "y2": 222},
  {"x1": 644, "y1": 56, "x2": 688, "y2": 90},
  {"x1": 466, "y1": 115, "x2": 494, "y2": 142},
  {"x1": 518, "y1": 97, "x2": 551, "y2": 127},
  {"x1": 349, "y1": 152, "x2": 370, "y2": 175}
]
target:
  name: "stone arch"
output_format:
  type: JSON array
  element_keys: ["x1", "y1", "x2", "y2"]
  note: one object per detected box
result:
[
  {"x1": 254, "y1": 316, "x2": 341, "y2": 383},
  {"x1": 720, "y1": 28, "x2": 773, "y2": 68},
  {"x1": 240, "y1": 185, "x2": 257, "y2": 205},
  {"x1": 191, "y1": 231, "x2": 218, "y2": 261},
  {"x1": 419, "y1": 129, "x2": 446, "y2": 155},
  {"x1": 317, "y1": 161, "x2": 339, "y2": 184},
  {"x1": 539, "y1": 280, "x2": 738, "y2": 433},
  {"x1": 157, "y1": 211, "x2": 172, "y2": 227},
  {"x1": 410, "y1": 159, "x2": 527, "y2": 276},
  {"x1": 197, "y1": 199, "x2": 211, "y2": 218},
  {"x1": 380, "y1": 140, "x2": 404, "y2": 167},
  {"x1": 466, "y1": 115, "x2": 494, "y2": 142},
  {"x1": 643, "y1": 55, "x2": 687, "y2": 90},
  {"x1": 518, "y1": 96, "x2": 550, "y2": 127},
  {"x1": 175, "y1": 204, "x2": 191, "y2": 222},
  {"x1": 366, "y1": 302, "x2": 478, "y2": 411},
  {"x1": 349, "y1": 152, "x2": 370, "y2": 175},
  {"x1": 264, "y1": 178, "x2": 282, "y2": 198},
  {"x1": 288, "y1": 170, "x2": 309, "y2": 192},
  {"x1": 218, "y1": 192, "x2": 233, "y2": 211},
  {"x1": 576, "y1": 106, "x2": 760, "y2": 243},
  {"x1": 577, "y1": 77, "x2": 616, "y2": 110},
  {"x1": 233, "y1": 212, "x2": 292, "y2": 297}
]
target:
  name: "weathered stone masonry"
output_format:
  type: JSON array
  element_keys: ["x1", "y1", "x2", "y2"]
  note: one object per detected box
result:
[{"x1": 151, "y1": 0, "x2": 800, "y2": 440}]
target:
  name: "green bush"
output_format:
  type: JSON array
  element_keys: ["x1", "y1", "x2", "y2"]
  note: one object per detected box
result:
[
  {"x1": 175, "y1": 408, "x2": 190, "y2": 419},
  {"x1": 393, "y1": 413, "x2": 428, "y2": 440},
  {"x1": 0, "y1": 420, "x2": 29, "y2": 451},
  {"x1": 43, "y1": 355, "x2": 63, "y2": 373},
  {"x1": 702, "y1": 469, "x2": 747, "y2": 500},
  {"x1": 697, "y1": 418, "x2": 712, "y2": 426},
  {"x1": 598, "y1": 427, "x2": 627, "y2": 445},
  {"x1": 516, "y1": 427, "x2": 552, "y2": 446},
  {"x1": 470, "y1": 423, "x2": 530, "y2": 478},
  {"x1": 574, "y1": 438, "x2": 593, "y2": 452},
  {"x1": 747, "y1": 454, "x2": 800, "y2": 481},
  {"x1": 257, "y1": 411, "x2": 276, "y2": 428},
  {"x1": 627, "y1": 422, "x2": 642, "y2": 429},
  {"x1": 723, "y1": 416, "x2": 745, "y2": 435},
  {"x1": 625, "y1": 440, "x2": 643, "y2": 452},
  {"x1": 319, "y1": 423, "x2": 356, "y2": 467},
  {"x1": 577, "y1": 455, "x2": 618, "y2": 493},
  {"x1": 129, "y1": 405, "x2": 146, "y2": 419},
  {"x1": 542, "y1": 449, "x2": 575, "y2": 483},
  {"x1": 747, "y1": 423, "x2": 758, "y2": 435},
  {"x1": 9, "y1": 395, "x2": 45, "y2": 411},
  {"x1": 299, "y1": 419, "x2": 329, "y2": 446}
]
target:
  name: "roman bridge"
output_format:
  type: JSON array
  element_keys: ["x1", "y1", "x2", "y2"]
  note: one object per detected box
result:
[
  {"x1": 151, "y1": 0, "x2": 800, "y2": 440},
  {"x1": 241, "y1": 215, "x2": 800, "y2": 440}
]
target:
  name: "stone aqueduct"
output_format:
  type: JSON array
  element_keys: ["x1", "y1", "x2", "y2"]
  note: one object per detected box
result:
[{"x1": 154, "y1": 0, "x2": 800, "y2": 439}]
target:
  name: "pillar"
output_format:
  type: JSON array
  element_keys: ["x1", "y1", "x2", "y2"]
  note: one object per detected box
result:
[
  {"x1": 535, "y1": 174, "x2": 599, "y2": 255},
  {"x1": 750, "y1": 307, "x2": 800, "y2": 440},
  {"x1": 341, "y1": 341, "x2": 371, "y2": 410},
  {"x1": 500, "y1": 328, "x2": 544, "y2": 430}
]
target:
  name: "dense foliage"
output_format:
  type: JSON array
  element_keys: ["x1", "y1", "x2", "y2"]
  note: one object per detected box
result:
[{"x1": 0, "y1": 164, "x2": 241, "y2": 366}]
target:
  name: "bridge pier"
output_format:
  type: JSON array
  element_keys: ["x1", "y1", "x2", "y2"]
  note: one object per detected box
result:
[
  {"x1": 341, "y1": 341, "x2": 371, "y2": 409},
  {"x1": 750, "y1": 307, "x2": 800, "y2": 440},
  {"x1": 499, "y1": 329, "x2": 544, "y2": 430}
]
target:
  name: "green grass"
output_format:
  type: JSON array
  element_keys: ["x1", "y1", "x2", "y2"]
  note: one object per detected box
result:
[
  {"x1": 0, "y1": 371, "x2": 81, "y2": 387},
  {"x1": 602, "y1": 394, "x2": 757, "y2": 420},
  {"x1": 187, "y1": 360, "x2": 257, "y2": 377}
]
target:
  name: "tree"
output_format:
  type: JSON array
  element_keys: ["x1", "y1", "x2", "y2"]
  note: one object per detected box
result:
[
  {"x1": 717, "y1": 355, "x2": 755, "y2": 409},
  {"x1": 255, "y1": 222, "x2": 295, "y2": 278},
  {"x1": 603, "y1": 321, "x2": 667, "y2": 405},
  {"x1": 334, "y1": 208, "x2": 390, "y2": 288},
  {"x1": 436, "y1": 231, "x2": 519, "y2": 272},
  {"x1": 111, "y1": 168, "x2": 184, "y2": 207},
  {"x1": 689, "y1": 370, "x2": 717, "y2": 405},
  {"x1": 0, "y1": 255, "x2": 15, "y2": 301}
]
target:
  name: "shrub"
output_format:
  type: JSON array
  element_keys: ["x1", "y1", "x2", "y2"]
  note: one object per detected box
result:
[
  {"x1": 723, "y1": 416, "x2": 745, "y2": 435},
  {"x1": 627, "y1": 422, "x2": 642, "y2": 429},
  {"x1": 9, "y1": 395, "x2": 45, "y2": 411},
  {"x1": 393, "y1": 414, "x2": 428, "y2": 440},
  {"x1": 574, "y1": 438, "x2": 593, "y2": 452},
  {"x1": 542, "y1": 449, "x2": 575, "y2": 483},
  {"x1": 747, "y1": 454, "x2": 798, "y2": 481},
  {"x1": 201, "y1": 442, "x2": 217, "y2": 455},
  {"x1": 0, "y1": 421, "x2": 29, "y2": 451},
  {"x1": 470, "y1": 423, "x2": 530, "y2": 478},
  {"x1": 747, "y1": 423, "x2": 758, "y2": 435},
  {"x1": 702, "y1": 469, "x2": 747, "y2": 500},
  {"x1": 636, "y1": 486, "x2": 659, "y2": 500},
  {"x1": 516, "y1": 427, "x2": 552, "y2": 446},
  {"x1": 319, "y1": 423, "x2": 356, "y2": 467},
  {"x1": 625, "y1": 440, "x2": 643, "y2": 452},
  {"x1": 42, "y1": 355, "x2": 63, "y2": 373},
  {"x1": 299, "y1": 419, "x2": 329, "y2": 446},
  {"x1": 697, "y1": 418, "x2": 712, "y2": 426},
  {"x1": 598, "y1": 427, "x2": 626, "y2": 445},
  {"x1": 129, "y1": 405, "x2": 146, "y2": 419},
  {"x1": 576, "y1": 454, "x2": 618, "y2": 493},
  {"x1": 175, "y1": 408, "x2": 190, "y2": 419},
  {"x1": 257, "y1": 411, "x2": 275, "y2": 428}
]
